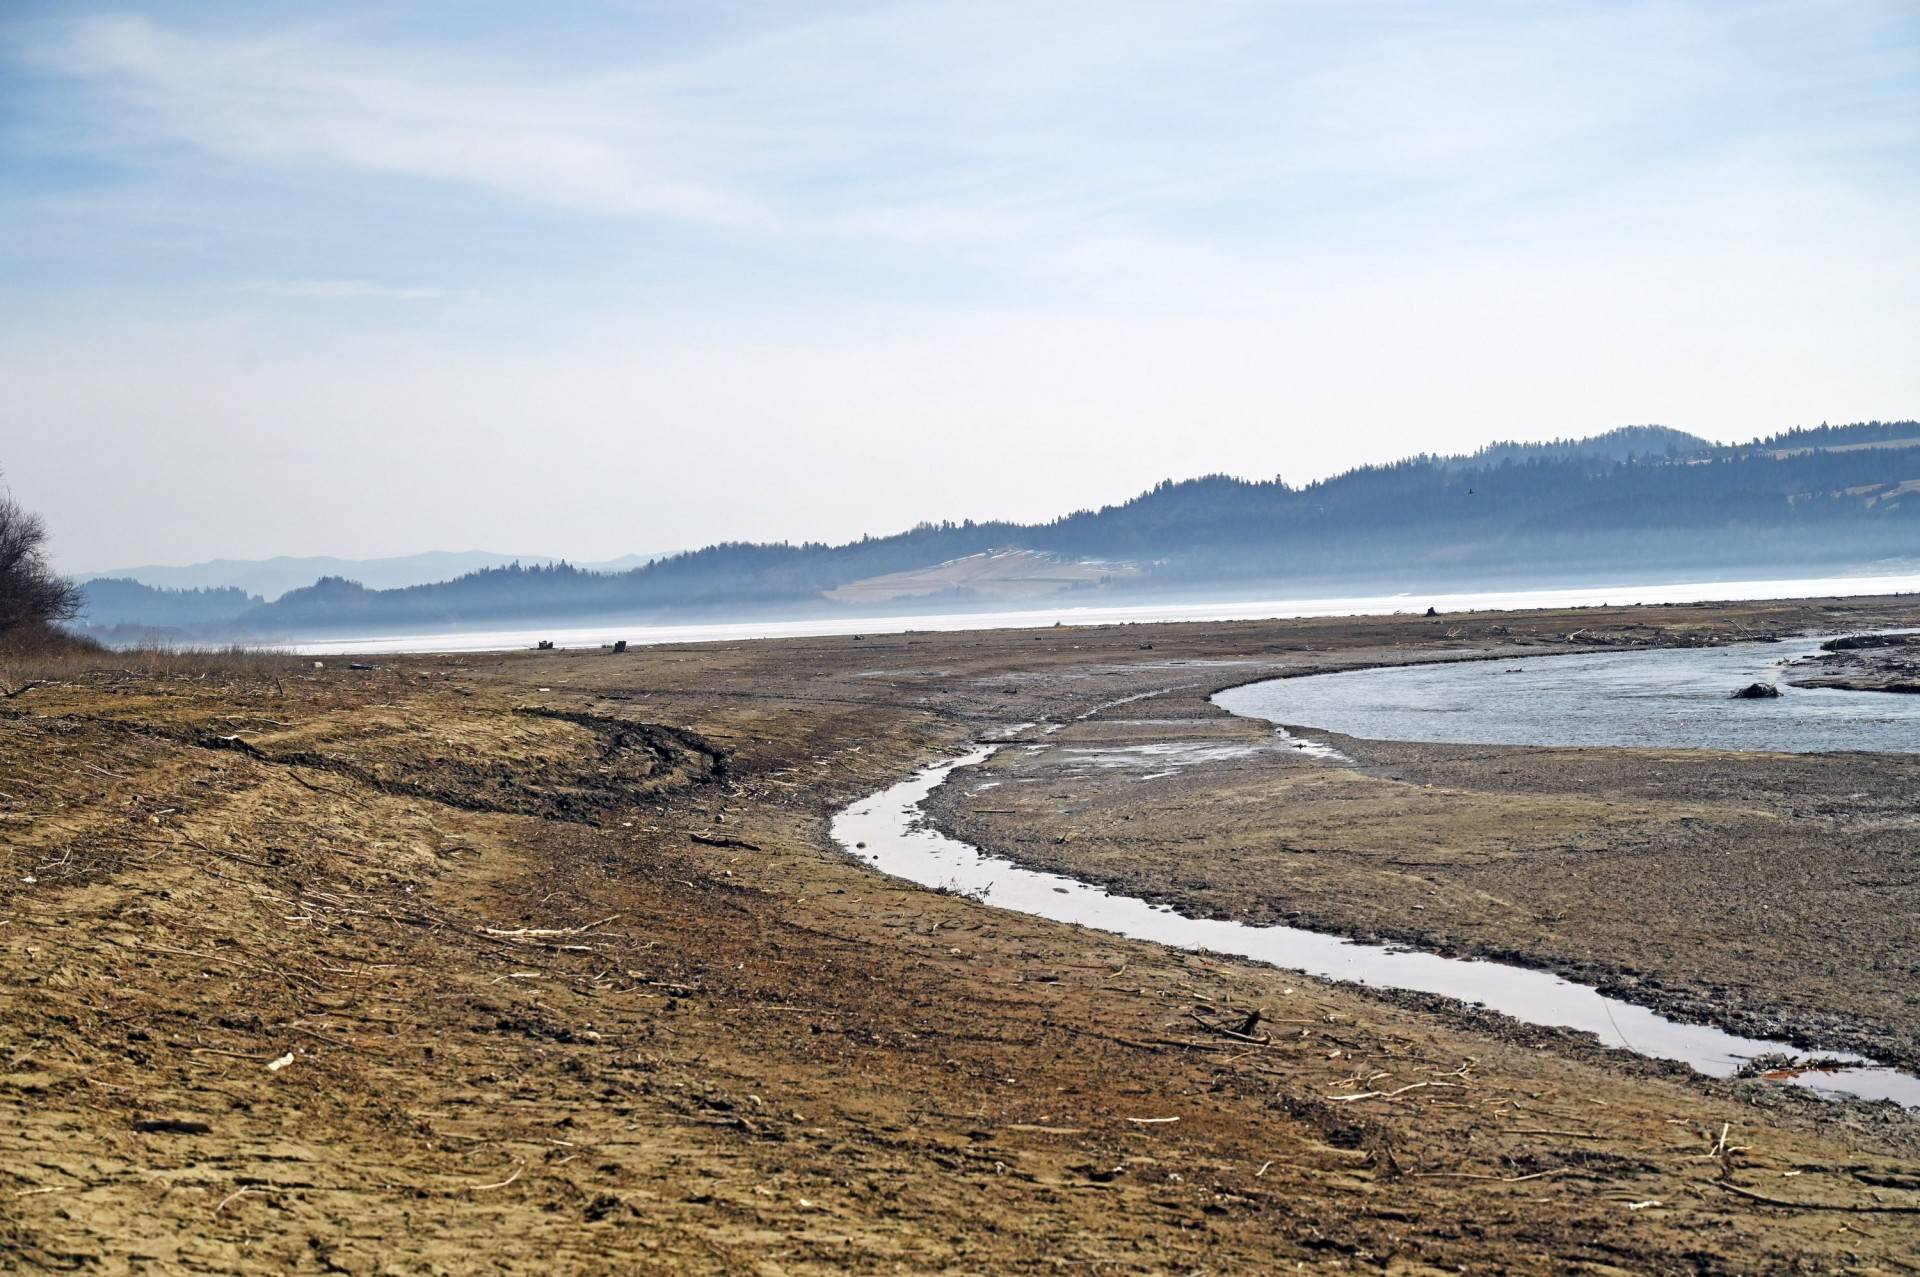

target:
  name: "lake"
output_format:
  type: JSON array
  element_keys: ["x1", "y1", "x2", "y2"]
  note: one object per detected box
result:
[
  {"x1": 286, "y1": 569, "x2": 1920, "y2": 655},
  {"x1": 1215, "y1": 634, "x2": 1920, "y2": 754}
]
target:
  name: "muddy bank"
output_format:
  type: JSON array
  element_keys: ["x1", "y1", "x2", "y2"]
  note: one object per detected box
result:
[
  {"x1": 1787, "y1": 632, "x2": 1920, "y2": 692},
  {"x1": 859, "y1": 737, "x2": 1920, "y2": 1104},
  {"x1": 7, "y1": 595, "x2": 1920, "y2": 1272},
  {"x1": 930, "y1": 619, "x2": 1920, "y2": 1076}
]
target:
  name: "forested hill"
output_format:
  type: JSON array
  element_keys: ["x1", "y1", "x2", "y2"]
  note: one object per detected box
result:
[
  {"x1": 83, "y1": 422, "x2": 1920, "y2": 638},
  {"x1": 1454, "y1": 424, "x2": 1709, "y2": 467}
]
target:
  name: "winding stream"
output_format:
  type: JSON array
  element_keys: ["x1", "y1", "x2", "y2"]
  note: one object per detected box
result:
[{"x1": 831, "y1": 657, "x2": 1920, "y2": 1106}]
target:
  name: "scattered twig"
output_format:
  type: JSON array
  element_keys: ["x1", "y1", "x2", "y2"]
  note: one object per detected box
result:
[
  {"x1": 1714, "y1": 1182, "x2": 1920, "y2": 1214},
  {"x1": 81, "y1": 762, "x2": 136, "y2": 782},
  {"x1": 187, "y1": 1047, "x2": 278, "y2": 1062},
  {"x1": 1188, "y1": 1006, "x2": 1270, "y2": 1045},
  {"x1": 1328, "y1": 1079, "x2": 1461, "y2": 1102},
  {"x1": 481, "y1": 914, "x2": 622, "y2": 938},
  {"x1": 470, "y1": 1165, "x2": 526, "y2": 1191},
  {"x1": 215, "y1": 1185, "x2": 263, "y2": 1212},
  {"x1": 1416, "y1": 1166, "x2": 1575, "y2": 1184}
]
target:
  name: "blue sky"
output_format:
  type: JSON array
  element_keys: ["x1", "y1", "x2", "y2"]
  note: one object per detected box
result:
[{"x1": 3, "y1": 1, "x2": 1917, "y2": 570}]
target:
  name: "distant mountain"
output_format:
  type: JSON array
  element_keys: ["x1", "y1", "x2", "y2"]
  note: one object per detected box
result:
[
  {"x1": 1459, "y1": 425, "x2": 1710, "y2": 467},
  {"x1": 577, "y1": 553, "x2": 664, "y2": 574},
  {"x1": 77, "y1": 549, "x2": 671, "y2": 600},
  {"x1": 825, "y1": 549, "x2": 1136, "y2": 605},
  {"x1": 76, "y1": 422, "x2": 1920, "y2": 641},
  {"x1": 76, "y1": 578, "x2": 264, "y2": 633}
]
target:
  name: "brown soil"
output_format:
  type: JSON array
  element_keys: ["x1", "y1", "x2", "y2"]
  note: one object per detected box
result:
[
  {"x1": 932, "y1": 649, "x2": 1920, "y2": 1071},
  {"x1": 5, "y1": 596, "x2": 1920, "y2": 1273}
]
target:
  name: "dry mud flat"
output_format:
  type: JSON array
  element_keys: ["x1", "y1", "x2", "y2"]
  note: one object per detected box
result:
[{"x1": 4, "y1": 596, "x2": 1920, "y2": 1273}]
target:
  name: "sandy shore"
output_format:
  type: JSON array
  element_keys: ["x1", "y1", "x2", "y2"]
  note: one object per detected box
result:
[{"x1": 5, "y1": 594, "x2": 1919, "y2": 1272}]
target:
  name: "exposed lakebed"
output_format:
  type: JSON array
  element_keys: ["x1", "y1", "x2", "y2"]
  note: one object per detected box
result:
[{"x1": 835, "y1": 640, "x2": 1920, "y2": 1106}]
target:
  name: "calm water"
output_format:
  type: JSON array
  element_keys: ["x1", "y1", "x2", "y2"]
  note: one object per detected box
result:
[
  {"x1": 285, "y1": 570, "x2": 1920, "y2": 655},
  {"x1": 1215, "y1": 636, "x2": 1920, "y2": 754}
]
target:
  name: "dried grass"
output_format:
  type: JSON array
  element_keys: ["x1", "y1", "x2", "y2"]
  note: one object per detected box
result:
[{"x1": 0, "y1": 625, "x2": 300, "y2": 689}]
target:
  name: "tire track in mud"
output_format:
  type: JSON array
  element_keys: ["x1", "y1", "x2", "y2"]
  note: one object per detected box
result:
[{"x1": 2, "y1": 703, "x2": 730, "y2": 825}]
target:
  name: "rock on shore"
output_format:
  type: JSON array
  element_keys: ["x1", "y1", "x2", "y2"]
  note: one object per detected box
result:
[{"x1": 1787, "y1": 634, "x2": 1920, "y2": 693}]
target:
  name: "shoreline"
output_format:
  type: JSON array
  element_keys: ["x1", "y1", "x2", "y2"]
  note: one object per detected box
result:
[
  {"x1": 1786, "y1": 633, "x2": 1920, "y2": 693},
  {"x1": 856, "y1": 732, "x2": 1918, "y2": 1103},
  {"x1": 250, "y1": 569, "x2": 1920, "y2": 655},
  {"x1": 9, "y1": 593, "x2": 1920, "y2": 1270},
  {"x1": 925, "y1": 603, "x2": 1920, "y2": 1076}
]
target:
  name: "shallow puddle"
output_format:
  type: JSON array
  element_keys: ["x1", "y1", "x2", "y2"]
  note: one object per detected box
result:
[{"x1": 1057, "y1": 741, "x2": 1270, "y2": 771}]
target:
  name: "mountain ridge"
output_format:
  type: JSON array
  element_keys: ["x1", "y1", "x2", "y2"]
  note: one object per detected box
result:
[
  {"x1": 79, "y1": 549, "x2": 672, "y2": 600},
  {"x1": 72, "y1": 422, "x2": 1920, "y2": 641}
]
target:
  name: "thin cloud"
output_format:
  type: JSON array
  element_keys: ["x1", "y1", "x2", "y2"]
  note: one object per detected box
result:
[
  {"x1": 30, "y1": 15, "x2": 770, "y2": 227},
  {"x1": 5, "y1": 3, "x2": 1917, "y2": 571},
  {"x1": 240, "y1": 278, "x2": 446, "y2": 301},
  {"x1": 22, "y1": 6, "x2": 1919, "y2": 271}
]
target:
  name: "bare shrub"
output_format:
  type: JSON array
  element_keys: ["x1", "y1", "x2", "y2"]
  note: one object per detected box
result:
[
  {"x1": 0, "y1": 488, "x2": 305, "y2": 693},
  {"x1": 0, "y1": 493, "x2": 81, "y2": 636}
]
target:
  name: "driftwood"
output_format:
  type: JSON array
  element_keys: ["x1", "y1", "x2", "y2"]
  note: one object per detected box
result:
[
  {"x1": 1188, "y1": 1006, "x2": 1269, "y2": 1044},
  {"x1": 690, "y1": 832, "x2": 762, "y2": 851}
]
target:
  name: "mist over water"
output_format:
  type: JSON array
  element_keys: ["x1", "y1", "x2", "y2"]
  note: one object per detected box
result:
[{"x1": 286, "y1": 570, "x2": 1920, "y2": 655}]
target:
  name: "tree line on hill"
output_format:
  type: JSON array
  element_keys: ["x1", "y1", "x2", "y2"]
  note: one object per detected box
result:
[{"x1": 66, "y1": 421, "x2": 1920, "y2": 640}]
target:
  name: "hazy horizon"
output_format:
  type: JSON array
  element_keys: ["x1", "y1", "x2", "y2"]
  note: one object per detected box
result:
[
  {"x1": 65, "y1": 424, "x2": 1715, "y2": 577},
  {"x1": 6, "y1": 2, "x2": 1918, "y2": 572}
]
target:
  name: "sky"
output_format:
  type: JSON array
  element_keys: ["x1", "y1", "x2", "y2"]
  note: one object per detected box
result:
[{"x1": 2, "y1": 2, "x2": 1917, "y2": 573}]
